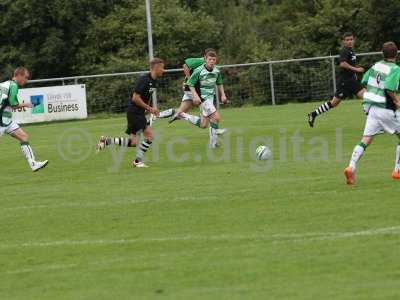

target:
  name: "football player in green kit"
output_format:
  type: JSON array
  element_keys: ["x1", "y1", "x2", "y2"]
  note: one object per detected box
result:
[
  {"x1": 0, "y1": 67, "x2": 48, "y2": 172},
  {"x1": 172, "y1": 50, "x2": 228, "y2": 148},
  {"x1": 164, "y1": 48, "x2": 227, "y2": 136}
]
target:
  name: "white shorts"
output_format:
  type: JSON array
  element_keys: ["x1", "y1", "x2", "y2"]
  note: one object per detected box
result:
[
  {"x1": 182, "y1": 91, "x2": 193, "y2": 102},
  {"x1": 0, "y1": 121, "x2": 20, "y2": 136},
  {"x1": 363, "y1": 106, "x2": 400, "y2": 136},
  {"x1": 200, "y1": 99, "x2": 217, "y2": 117}
]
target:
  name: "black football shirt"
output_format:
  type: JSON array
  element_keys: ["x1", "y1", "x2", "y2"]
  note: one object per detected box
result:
[
  {"x1": 128, "y1": 74, "x2": 157, "y2": 115},
  {"x1": 338, "y1": 47, "x2": 358, "y2": 81}
]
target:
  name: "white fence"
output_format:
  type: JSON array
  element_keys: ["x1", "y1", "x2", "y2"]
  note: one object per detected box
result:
[{"x1": 27, "y1": 51, "x2": 386, "y2": 114}]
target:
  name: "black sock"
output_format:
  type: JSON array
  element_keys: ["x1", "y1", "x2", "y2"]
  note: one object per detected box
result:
[
  {"x1": 136, "y1": 139, "x2": 152, "y2": 161},
  {"x1": 312, "y1": 101, "x2": 333, "y2": 117}
]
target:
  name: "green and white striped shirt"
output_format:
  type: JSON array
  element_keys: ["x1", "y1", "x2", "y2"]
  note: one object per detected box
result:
[
  {"x1": 0, "y1": 80, "x2": 20, "y2": 126},
  {"x1": 187, "y1": 64, "x2": 223, "y2": 102},
  {"x1": 362, "y1": 60, "x2": 400, "y2": 109}
]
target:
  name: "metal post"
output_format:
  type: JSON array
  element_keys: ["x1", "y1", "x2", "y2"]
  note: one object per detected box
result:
[
  {"x1": 145, "y1": 0, "x2": 154, "y2": 61},
  {"x1": 145, "y1": 0, "x2": 157, "y2": 109},
  {"x1": 269, "y1": 63, "x2": 276, "y2": 105},
  {"x1": 331, "y1": 56, "x2": 336, "y2": 93}
]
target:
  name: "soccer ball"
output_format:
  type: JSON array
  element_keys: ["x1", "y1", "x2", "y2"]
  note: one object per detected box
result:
[{"x1": 256, "y1": 145, "x2": 272, "y2": 161}]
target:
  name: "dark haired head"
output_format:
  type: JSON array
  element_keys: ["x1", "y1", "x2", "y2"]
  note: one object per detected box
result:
[
  {"x1": 204, "y1": 48, "x2": 216, "y2": 56},
  {"x1": 205, "y1": 51, "x2": 217, "y2": 58},
  {"x1": 342, "y1": 32, "x2": 354, "y2": 40},
  {"x1": 382, "y1": 42, "x2": 398, "y2": 59}
]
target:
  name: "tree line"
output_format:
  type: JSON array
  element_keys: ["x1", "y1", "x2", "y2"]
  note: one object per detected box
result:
[{"x1": 1, "y1": 0, "x2": 399, "y2": 81}]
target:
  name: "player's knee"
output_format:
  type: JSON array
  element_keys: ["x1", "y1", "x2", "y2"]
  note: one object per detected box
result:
[
  {"x1": 330, "y1": 100, "x2": 339, "y2": 108},
  {"x1": 144, "y1": 132, "x2": 153, "y2": 142},
  {"x1": 361, "y1": 136, "x2": 373, "y2": 145},
  {"x1": 210, "y1": 113, "x2": 220, "y2": 123}
]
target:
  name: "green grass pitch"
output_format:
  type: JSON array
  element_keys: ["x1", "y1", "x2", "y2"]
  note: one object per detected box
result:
[{"x1": 1, "y1": 100, "x2": 400, "y2": 299}]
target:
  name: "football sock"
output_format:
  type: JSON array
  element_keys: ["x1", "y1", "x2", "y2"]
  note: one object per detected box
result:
[
  {"x1": 209, "y1": 122, "x2": 219, "y2": 147},
  {"x1": 394, "y1": 144, "x2": 400, "y2": 172},
  {"x1": 349, "y1": 142, "x2": 368, "y2": 170},
  {"x1": 20, "y1": 141, "x2": 36, "y2": 167},
  {"x1": 180, "y1": 112, "x2": 201, "y2": 127},
  {"x1": 106, "y1": 137, "x2": 133, "y2": 147},
  {"x1": 136, "y1": 139, "x2": 152, "y2": 162},
  {"x1": 311, "y1": 101, "x2": 333, "y2": 117},
  {"x1": 159, "y1": 108, "x2": 175, "y2": 118}
]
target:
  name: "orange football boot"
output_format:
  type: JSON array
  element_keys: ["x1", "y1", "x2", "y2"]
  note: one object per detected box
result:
[
  {"x1": 392, "y1": 170, "x2": 400, "y2": 180},
  {"x1": 344, "y1": 167, "x2": 355, "y2": 185}
]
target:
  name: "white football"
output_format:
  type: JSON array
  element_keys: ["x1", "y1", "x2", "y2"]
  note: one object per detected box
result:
[{"x1": 256, "y1": 145, "x2": 272, "y2": 161}]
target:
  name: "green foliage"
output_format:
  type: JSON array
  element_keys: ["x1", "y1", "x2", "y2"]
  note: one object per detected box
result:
[
  {"x1": 1, "y1": 0, "x2": 399, "y2": 79},
  {"x1": 76, "y1": 0, "x2": 221, "y2": 73},
  {"x1": 0, "y1": 0, "x2": 112, "y2": 80},
  {"x1": 1, "y1": 0, "x2": 399, "y2": 111}
]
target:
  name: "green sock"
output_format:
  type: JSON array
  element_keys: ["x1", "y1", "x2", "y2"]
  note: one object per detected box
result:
[{"x1": 210, "y1": 122, "x2": 219, "y2": 129}]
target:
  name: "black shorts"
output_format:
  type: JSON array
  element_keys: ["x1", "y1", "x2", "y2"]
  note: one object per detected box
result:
[
  {"x1": 334, "y1": 79, "x2": 364, "y2": 100},
  {"x1": 125, "y1": 111, "x2": 148, "y2": 135}
]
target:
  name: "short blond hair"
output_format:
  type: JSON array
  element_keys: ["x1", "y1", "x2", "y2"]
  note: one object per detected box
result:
[{"x1": 150, "y1": 58, "x2": 164, "y2": 69}]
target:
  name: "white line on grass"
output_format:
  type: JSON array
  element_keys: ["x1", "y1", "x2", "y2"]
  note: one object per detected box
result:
[
  {"x1": 4, "y1": 263, "x2": 78, "y2": 275},
  {"x1": 1, "y1": 226, "x2": 399, "y2": 249},
  {"x1": 2, "y1": 185, "x2": 391, "y2": 213},
  {"x1": 1, "y1": 195, "x2": 219, "y2": 211}
]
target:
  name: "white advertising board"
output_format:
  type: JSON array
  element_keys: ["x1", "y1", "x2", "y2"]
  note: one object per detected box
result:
[{"x1": 13, "y1": 84, "x2": 87, "y2": 124}]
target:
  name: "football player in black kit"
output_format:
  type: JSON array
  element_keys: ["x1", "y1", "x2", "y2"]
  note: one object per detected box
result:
[
  {"x1": 96, "y1": 58, "x2": 164, "y2": 168},
  {"x1": 308, "y1": 32, "x2": 366, "y2": 127}
]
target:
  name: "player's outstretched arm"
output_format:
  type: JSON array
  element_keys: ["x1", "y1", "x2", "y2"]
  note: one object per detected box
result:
[
  {"x1": 12, "y1": 102, "x2": 33, "y2": 109},
  {"x1": 8, "y1": 83, "x2": 33, "y2": 109},
  {"x1": 339, "y1": 61, "x2": 364, "y2": 73},
  {"x1": 132, "y1": 93, "x2": 159, "y2": 116}
]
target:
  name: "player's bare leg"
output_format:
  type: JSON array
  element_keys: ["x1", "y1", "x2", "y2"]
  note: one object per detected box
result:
[
  {"x1": 344, "y1": 135, "x2": 373, "y2": 185},
  {"x1": 158, "y1": 92, "x2": 196, "y2": 121},
  {"x1": 133, "y1": 127, "x2": 153, "y2": 168},
  {"x1": 10, "y1": 128, "x2": 49, "y2": 172},
  {"x1": 169, "y1": 100, "x2": 193, "y2": 123},
  {"x1": 392, "y1": 134, "x2": 400, "y2": 180},
  {"x1": 199, "y1": 114, "x2": 209, "y2": 129},
  {"x1": 178, "y1": 100, "x2": 193, "y2": 114},
  {"x1": 170, "y1": 98, "x2": 227, "y2": 134},
  {"x1": 171, "y1": 104, "x2": 227, "y2": 137}
]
